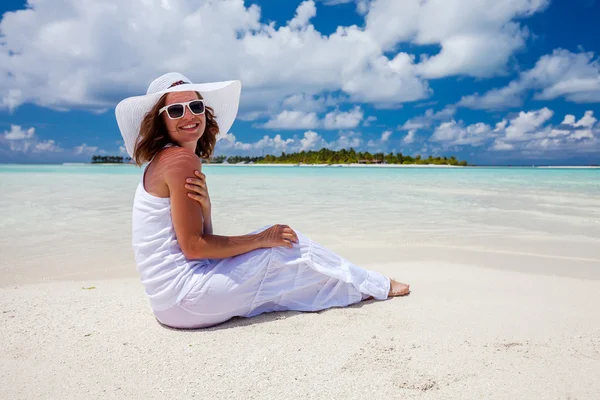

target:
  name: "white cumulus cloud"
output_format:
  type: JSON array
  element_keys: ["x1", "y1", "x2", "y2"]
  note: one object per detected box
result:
[
  {"x1": 399, "y1": 106, "x2": 456, "y2": 130},
  {"x1": 289, "y1": 0, "x2": 317, "y2": 29},
  {"x1": 561, "y1": 111, "x2": 596, "y2": 129},
  {"x1": 74, "y1": 143, "x2": 99, "y2": 155},
  {"x1": 403, "y1": 130, "x2": 416, "y2": 144},
  {"x1": 459, "y1": 49, "x2": 600, "y2": 110},
  {"x1": 263, "y1": 106, "x2": 364, "y2": 130},
  {"x1": 0, "y1": 0, "x2": 430, "y2": 113},
  {"x1": 3, "y1": 125, "x2": 35, "y2": 140},
  {"x1": 380, "y1": 130, "x2": 392, "y2": 142},
  {"x1": 430, "y1": 121, "x2": 493, "y2": 147},
  {"x1": 323, "y1": 106, "x2": 364, "y2": 129},
  {"x1": 423, "y1": 108, "x2": 599, "y2": 157},
  {"x1": 493, "y1": 111, "x2": 596, "y2": 155},
  {"x1": 215, "y1": 130, "x2": 369, "y2": 157},
  {"x1": 365, "y1": 0, "x2": 549, "y2": 78},
  {"x1": 262, "y1": 111, "x2": 320, "y2": 130},
  {"x1": 217, "y1": 108, "x2": 599, "y2": 160},
  {"x1": 0, "y1": 0, "x2": 555, "y2": 116},
  {"x1": 1, "y1": 125, "x2": 62, "y2": 153}
]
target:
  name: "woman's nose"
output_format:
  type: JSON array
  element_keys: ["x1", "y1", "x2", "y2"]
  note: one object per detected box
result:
[{"x1": 183, "y1": 105, "x2": 194, "y2": 118}]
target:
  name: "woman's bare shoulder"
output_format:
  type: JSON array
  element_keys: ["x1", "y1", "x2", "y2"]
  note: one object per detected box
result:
[
  {"x1": 145, "y1": 147, "x2": 199, "y2": 197},
  {"x1": 154, "y1": 146, "x2": 201, "y2": 182}
]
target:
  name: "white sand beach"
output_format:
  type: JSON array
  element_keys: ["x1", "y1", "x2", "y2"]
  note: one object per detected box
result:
[{"x1": 1, "y1": 165, "x2": 599, "y2": 399}]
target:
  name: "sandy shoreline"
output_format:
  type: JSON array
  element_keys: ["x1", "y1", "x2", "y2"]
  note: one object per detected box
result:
[
  {"x1": 2, "y1": 233, "x2": 600, "y2": 399},
  {"x1": 2, "y1": 260, "x2": 599, "y2": 399}
]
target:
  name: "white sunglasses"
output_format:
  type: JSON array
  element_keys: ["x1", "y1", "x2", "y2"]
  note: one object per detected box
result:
[{"x1": 158, "y1": 99, "x2": 205, "y2": 119}]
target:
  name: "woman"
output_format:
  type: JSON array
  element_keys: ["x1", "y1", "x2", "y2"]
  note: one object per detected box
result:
[{"x1": 115, "y1": 72, "x2": 410, "y2": 329}]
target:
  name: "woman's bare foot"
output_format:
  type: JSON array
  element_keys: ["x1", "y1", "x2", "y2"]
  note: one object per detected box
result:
[{"x1": 388, "y1": 279, "x2": 410, "y2": 297}]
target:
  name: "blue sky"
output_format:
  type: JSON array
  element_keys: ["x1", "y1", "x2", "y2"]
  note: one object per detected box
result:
[{"x1": 0, "y1": 0, "x2": 599, "y2": 165}]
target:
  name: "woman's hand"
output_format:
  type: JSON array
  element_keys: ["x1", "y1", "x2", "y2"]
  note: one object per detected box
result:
[
  {"x1": 185, "y1": 170, "x2": 211, "y2": 214},
  {"x1": 258, "y1": 224, "x2": 299, "y2": 249}
]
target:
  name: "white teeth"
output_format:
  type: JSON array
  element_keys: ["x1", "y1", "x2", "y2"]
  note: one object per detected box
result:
[{"x1": 181, "y1": 124, "x2": 197, "y2": 129}]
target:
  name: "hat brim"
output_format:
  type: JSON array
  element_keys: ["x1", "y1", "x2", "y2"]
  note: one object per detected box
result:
[{"x1": 115, "y1": 80, "x2": 242, "y2": 159}]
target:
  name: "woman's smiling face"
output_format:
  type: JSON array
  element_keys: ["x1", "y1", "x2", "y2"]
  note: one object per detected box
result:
[{"x1": 161, "y1": 91, "x2": 206, "y2": 146}]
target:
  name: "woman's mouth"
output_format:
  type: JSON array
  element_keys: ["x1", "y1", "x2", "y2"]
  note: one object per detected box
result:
[{"x1": 180, "y1": 123, "x2": 199, "y2": 132}]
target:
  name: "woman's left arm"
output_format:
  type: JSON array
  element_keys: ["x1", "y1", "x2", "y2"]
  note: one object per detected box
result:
[{"x1": 185, "y1": 170, "x2": 213, "y2": 235}]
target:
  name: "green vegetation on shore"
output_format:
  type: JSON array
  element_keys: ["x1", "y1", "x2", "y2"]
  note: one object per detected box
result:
[
  {"x1": 212, "y1": 148, "x2": 468, "y2": 166},
  {"x1": 91, "y1": 155, "x2": 132, "y2": 164},
  {"x1": 90, "y1": 148, "x2": 468, "y2": 166}
]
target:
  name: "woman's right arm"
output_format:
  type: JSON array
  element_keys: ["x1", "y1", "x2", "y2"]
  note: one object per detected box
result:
[{"x1": 162, "y1": 148, "x2": 297, "y2": 259}]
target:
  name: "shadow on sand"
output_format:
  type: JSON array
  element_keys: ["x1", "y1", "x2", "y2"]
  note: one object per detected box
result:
[{"x1": 155, "y1": 294, "x2": 409, "y2": 333}]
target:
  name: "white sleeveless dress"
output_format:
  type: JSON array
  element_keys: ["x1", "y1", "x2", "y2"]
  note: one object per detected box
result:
[{"x1": 132, "y1": 160, "x2": 391, "y2": 329}]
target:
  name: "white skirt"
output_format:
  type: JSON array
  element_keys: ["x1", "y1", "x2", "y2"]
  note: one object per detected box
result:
[{"x1": 154, "y1": 226, "x2": 390, "y2": 328}]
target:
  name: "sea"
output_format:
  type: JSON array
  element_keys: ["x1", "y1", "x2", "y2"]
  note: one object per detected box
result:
[{"x1": 1, "y1": 164, "x2": 599, "y2": 283}]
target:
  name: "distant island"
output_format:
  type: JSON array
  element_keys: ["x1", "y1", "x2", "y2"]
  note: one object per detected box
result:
[
  {"x1": 91, "y1": 155, "x2": 132, "y2": 164},
  {"x1": 211, "y1": 148, "x2": 468, "y2": 166},
  {"x1": 90, "y1": 148, "x2": 468, "y2": 166}
]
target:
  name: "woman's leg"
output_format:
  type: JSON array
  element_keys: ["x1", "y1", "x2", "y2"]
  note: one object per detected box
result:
[{"x1": 166, "y1": 226, "x2": 409, "y2": 328}]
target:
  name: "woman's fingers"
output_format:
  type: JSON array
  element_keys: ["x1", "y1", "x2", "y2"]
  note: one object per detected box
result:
[
  {"x1": 187, "y1": 189, "x2": 207, "y2": 200},
  {"x1": 187, "y1": 192, "x2": 205, "y2": 201},
  {"x1": 263, "y1": 224, "x2": 300, "y2": 248},
  {"x1": 281, "y1": 232, "x2": 298, "y2": 243},
  {"x1": 283, "y1": 227, "x2": 298, "y2": 242},
  {"x1": 186, "y1": 177, "x2": 205, "y2": 188},
  {"x1": 185, "y1": 184, "x2": 207, "y2": 196},
  {"x1": 187, "y1": 171, "x2": 207, "y2": 187},
  {"x1": 281, "y1": 238, "x2": 293, "y2": 248}
]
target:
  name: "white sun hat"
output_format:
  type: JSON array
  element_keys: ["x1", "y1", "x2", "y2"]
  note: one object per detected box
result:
[{"x1": 115, "y1": 72, "x2": 242, "y2": 159}]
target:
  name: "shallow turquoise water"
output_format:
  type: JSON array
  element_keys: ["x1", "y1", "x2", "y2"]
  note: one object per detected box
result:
[
  {"x1": 1, "y1": 163, "x2": 599, "y2": 281},
  {"x1": 2, "y1": 163, "x2": 599, "y2": 196}
]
